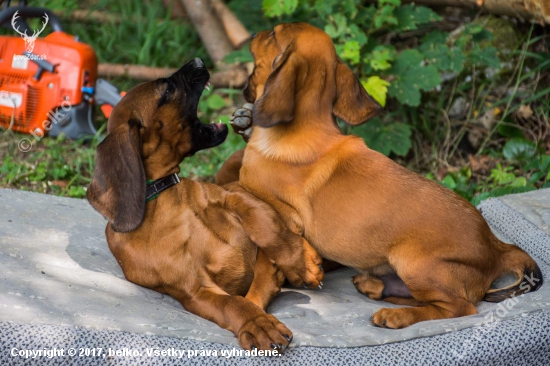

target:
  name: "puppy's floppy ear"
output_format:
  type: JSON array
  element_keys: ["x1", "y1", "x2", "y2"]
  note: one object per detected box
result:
[
  {"x1": 87, "y1": 119, "x2": 146, "y2": 233},
  {"x1": 333, "y1": 59, "x2": 382, "y2": 125},
  {"x1": 253, "y1": 42, "x2": 304, "y2": 128}
]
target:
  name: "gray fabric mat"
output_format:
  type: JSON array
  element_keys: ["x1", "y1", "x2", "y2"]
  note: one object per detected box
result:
[{"x1": 1, "y1": 188, "x2": 550, "y2": 364}]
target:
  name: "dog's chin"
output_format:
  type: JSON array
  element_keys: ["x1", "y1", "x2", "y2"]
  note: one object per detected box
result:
[
  {"x1": 205, "y1": 122, "x2": 229, "y2": 148},
  {"x1": 191, "y1": 122, "x2": 228, "y2": 154}
]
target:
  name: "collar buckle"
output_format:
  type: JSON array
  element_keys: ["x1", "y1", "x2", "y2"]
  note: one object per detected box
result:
[{"x1": 146, "y1": 173, "x2": 180, "y2": 202}]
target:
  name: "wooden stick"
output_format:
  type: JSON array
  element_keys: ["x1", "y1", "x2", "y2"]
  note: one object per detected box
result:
[
  {"x1": 162, "y1": 0, "x2": 188, "y2": 19},
  {"x1": 365, "y1": 0, "x2": 549, "y2": 24},
  {"x1": 179, "y1": 0, "x2": 234, "y2": 66},
  {"x1": 210, "y1": 0, "x2": 251, "y2": 48},
  {"x1": 53, "y1": 10, "x2": 121, "y2": 24},
  {"x1": 97, "y1": 63, "x2": 249, "y2": 88}
]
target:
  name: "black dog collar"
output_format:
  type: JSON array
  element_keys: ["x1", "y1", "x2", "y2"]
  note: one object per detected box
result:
[{"x1": 146, "y1": 173, "x2": 181, "y2": 202}]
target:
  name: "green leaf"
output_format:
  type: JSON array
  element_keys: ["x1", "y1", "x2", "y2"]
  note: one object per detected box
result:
[
  {"x1": 529, "y1": 171, "x2": 545, "y2": 184},
  {"x1": 394, "y1": 3, "x2": 415, "y2": 30},
  {"x1": 313, "y1": 0, "x2": 339, "y2": 17},
  {"x1": 410, "y1": 6, "x2": 442, "y2": 24},
  {"x1": 410, "y1": 65, "x2": 441, "y2": 90},
  {"x1": 222, "y1": 47, "x2": 253, "y2": 64},
  {"x1": 442, "y1": 174, "x2": 457, "y2": 190},
  {"x1": 379, "y1": 0, "x2": 401, "y2": 5},
  {"x1": 340, "y1": 40, "x2": 361, "y2": 65},
  {"x1": 368, "y1": 45, "x2": 395, "y2": 70},
  {"x1": 325, "y1": 13, "x2": 348, "y2": 38},
  {"x1": 420, "y1": 40, "x2": 465, "y2": 73},
  {"x1": 262, "y1": 0, "x2": 298, "y2": 17},
  {"x1": 395, "y1": 5, "x2": 441, "y2": 31},
  {"x1": 469, "y1": 45, "x2": 500, "y2": 68},
  {"x1": 374, "y1": 5, "x2": 398, "y2": 29},
  {"x1": 340, "y1": 0, "x2": 359, "y2": 18},
  {"x1": 391, "y1": 49, "x2": 423, "y2": 75},
  {"x1": 502, "y1": 138, "x2": 537, "y2": 161},
  {"x1": 388, "y1": 52, "x2": 441, "y2": 106},
  {"x1": 421, "y1": 30, "x2": 447, "y2": 45},
  {"x1": 352, "y1": 119, "x2": 412, "y2": 156},
  {"x1": 361, "y1": 76, "x2": 390, "y2": 107},
  {"x1": 498, "y1": 123, "x2": 524, "y2": 139},
  {"x1": 388, "y1": 78, "x2": 421, "y2": 106},
  {"x1": 510, "y1": 177, "x2": 527, "y2": 187},
  {"x1": 206, "y1": 94, "x2": 226, "y2": 110},
  {"x1": 348, "y1": 24, "x2": 369, "y2": 46}
]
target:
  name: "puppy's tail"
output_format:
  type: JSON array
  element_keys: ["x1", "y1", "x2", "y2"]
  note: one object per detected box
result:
[{"x1": 483, "y1": 241, "x2": 543, "y2": 302}]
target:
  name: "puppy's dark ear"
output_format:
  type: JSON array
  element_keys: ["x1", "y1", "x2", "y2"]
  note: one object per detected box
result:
[
  {"x1": 253, "y1": 42, "x2": 304, "y2": 128},
  {"x1": 87, "y1": 119, "x2": 146, "y2": 232},
  {"x1": 333, "y1": 59, "x2": 382, "y2": 125}
]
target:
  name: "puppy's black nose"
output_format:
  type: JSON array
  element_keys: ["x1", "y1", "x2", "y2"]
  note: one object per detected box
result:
[{"x1": 190, "y1": 57, "x2": 205, "y2": 69}]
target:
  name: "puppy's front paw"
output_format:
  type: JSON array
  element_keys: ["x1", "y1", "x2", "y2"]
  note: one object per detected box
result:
[
  {"x1": 282, "y1": 238, "x2": 324, "y2": 290},
  {"x1": 238, "y1": 314, "x2": 293, "y2": 352},
  {"x1": 230, "y1": 103, "x2": 254, "y2": 142}
]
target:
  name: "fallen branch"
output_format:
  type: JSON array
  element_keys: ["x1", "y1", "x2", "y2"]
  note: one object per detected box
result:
[
  {"x1": 211, "y1": 0, "x2": 251, "y2": 48},
  {"x1": 179, "y1": 0, "x2": 234, "y2": 66},
  {"x1": 53, "y1": 9, "x2": 121, "y2": 24},
  {"x1": 162, "y1": 0, "x2": 188, "y2": 19},
  {"x1": 97, "y1": 63, "x2": 249, "y2": 88},
  {"x1": 366, "y1": 0, "x2": 550, "y2": 24}
]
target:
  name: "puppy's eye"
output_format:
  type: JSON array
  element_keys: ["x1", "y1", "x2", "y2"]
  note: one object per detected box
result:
[{"x1": 269, "y1": 31, "x2": 275, "y2": 37}]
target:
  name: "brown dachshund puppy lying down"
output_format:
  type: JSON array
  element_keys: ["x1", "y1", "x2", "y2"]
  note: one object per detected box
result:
[
  {"x1": 217, "y1": 23, "x2": 543, "y2": 329},
  {"x1": 86, "y1": 58, "x2": 323, "y2": 350}
]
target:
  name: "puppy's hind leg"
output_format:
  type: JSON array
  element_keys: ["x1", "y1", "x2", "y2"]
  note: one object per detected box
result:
[
  {"x1": 371, "y1": 249, "x2": 478, "y2": 329},
  {"x1": 354, "y1": 271, "x2": 413, "y2": 299},
  {"x1": 246, "y1": 249, "x2": 285, "y2": 311}
]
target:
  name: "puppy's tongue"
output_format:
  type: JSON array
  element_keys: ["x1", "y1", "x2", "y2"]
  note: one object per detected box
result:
[{"x1": 209, "y1": 121, "x2": 224, "y2": 130}]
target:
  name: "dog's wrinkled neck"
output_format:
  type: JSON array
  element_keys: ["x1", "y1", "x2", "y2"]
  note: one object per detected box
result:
[{"x1": 143, "y1": 157, "x2": 182, "y2": 181}]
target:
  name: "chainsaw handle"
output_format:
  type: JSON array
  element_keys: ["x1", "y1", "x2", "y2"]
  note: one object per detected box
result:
[{"x1": 0, "y1": 5, "x2": 63, "y2": 33}]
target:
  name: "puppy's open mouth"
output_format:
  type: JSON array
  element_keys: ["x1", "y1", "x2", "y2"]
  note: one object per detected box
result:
[{"x1": 209, "y1": 121, "x2": 226, "y2": 130}]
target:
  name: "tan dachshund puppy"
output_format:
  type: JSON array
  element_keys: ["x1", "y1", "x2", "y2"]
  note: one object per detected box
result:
[
  {"x1": 87, "y1": 58, "x2": 323, "y2": 350},
  {"x1": 217, "y1": 23, "x2": 543, "y2": 329}
]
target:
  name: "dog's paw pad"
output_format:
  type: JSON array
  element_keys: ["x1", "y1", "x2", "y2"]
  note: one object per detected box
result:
[{"x1": 238, "y1": 314, "x2": 292, "y2": 352}]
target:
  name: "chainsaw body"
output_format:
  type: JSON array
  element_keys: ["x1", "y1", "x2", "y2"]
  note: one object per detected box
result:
[{"x1": 0, "y1": 6, "x2": 121, "y2": 138}]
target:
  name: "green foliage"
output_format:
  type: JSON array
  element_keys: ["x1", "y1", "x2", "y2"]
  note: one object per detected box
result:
[
  {"x1": 388, "y1": 49, "x2": 442, "y2": 106},
  {"x1": 0, "y1": 134, "x2": 99, "y2": 198},
  {"x1": 260, "y1": 0, "x2": 506, "y2": 161},
  {"x1": 352, "y1": 118, "x2": 412, "y2": 157},
  {"x1": 262, "y1": 0, "x2": 299, "y2": 17},
  {"x1": 502, "y1": 138, "x2": 538, "y2": 161},
  {"x1": 431, "y1": 138, "x2": 550, "y2": 206}
]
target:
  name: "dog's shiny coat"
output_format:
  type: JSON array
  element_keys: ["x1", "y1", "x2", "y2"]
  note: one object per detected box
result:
[
  {"x1": 87, "y1": 58, "x2": 323, "y2": 350},
  {"x1": 217, "y1": 23, "x2": 543, "y2": 329}
]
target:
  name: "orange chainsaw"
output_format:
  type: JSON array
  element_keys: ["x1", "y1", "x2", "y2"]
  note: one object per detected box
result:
[{"x1": 0, "y1": 5, "x2": 123, "y2": 138}]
